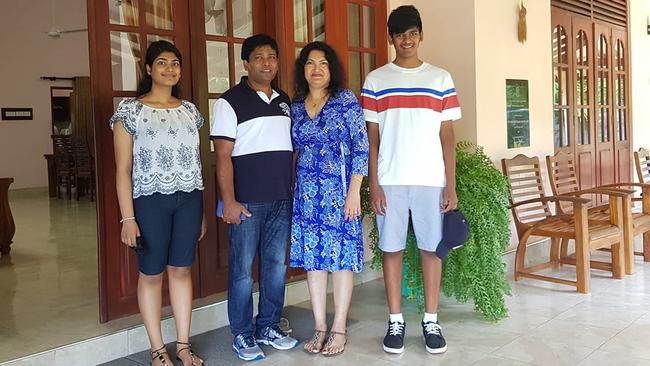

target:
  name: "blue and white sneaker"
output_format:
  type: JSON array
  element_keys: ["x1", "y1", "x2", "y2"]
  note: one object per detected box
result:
[
  {"x1": 232, "y1": 334, "x2": 265, "y2": 361},
  {"x1": 255, "y1": 325, "x2": 299, "y2": 350}
]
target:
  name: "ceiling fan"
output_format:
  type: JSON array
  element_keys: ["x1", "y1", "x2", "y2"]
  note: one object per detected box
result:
[{"x1": 44, "y1": 0, "x2": 87, "y2": 38}]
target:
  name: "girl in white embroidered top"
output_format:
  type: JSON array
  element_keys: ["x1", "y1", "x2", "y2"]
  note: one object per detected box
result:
[{"x1": 110, "y1": 40, "x2": 205, "y2": 366}]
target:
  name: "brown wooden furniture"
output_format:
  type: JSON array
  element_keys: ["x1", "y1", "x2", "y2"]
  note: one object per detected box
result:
[
  {"x1": 44, "y1": 154, "x2": 57, "y2": 197},
  {"x1": 635, "y1": 148, "x2": 650, "y2": 184},
  {"x1": 52, "y1": 135, "x2": 74, "y2": 200},
  {"x1": 72, "y1": 140, "x2": 95, "y2": 201},
  {"x1": 0, "y1": 178, "x2": 15, "y2": 255},
  {"x1": 502, "y1": 154, "x2": 625, "y2": 293},
  {"x1": 546, "y1": 151, "x2": 650, "y2": 274}
]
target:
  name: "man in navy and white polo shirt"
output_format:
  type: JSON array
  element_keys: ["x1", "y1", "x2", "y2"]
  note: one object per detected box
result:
[{"x1": 210, "y1": 34, "x2": 298, "y2": 361}]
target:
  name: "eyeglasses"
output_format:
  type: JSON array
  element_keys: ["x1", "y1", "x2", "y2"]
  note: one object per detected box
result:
[{"x1": 394, "y1": 30, "x2": 420, "y2": 41}]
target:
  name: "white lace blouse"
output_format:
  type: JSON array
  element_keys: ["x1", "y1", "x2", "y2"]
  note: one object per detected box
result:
[{"x1": 109, "y1": 98, "x2": 205, "y2": 198}]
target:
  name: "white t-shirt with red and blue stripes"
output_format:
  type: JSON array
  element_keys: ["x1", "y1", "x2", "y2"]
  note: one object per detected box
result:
[{"x1": 361, "y1": 62, "x2": 461, "y2": 188}]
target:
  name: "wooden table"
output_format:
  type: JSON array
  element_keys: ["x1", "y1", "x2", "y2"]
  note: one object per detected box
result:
[{"x1": 0, "y1": 177, "x2": 15, "y2": 255}]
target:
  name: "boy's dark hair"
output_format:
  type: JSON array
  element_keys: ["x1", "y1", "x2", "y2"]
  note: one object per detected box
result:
[
  {"x1": 137, "y1": 40, "x2": 182, "y2": 98},
  {"x1": 293, "y1": 42, "x2": 345, "y2": 101},
  {"x1": 387, "y1": 5, "x2": 422, "y2": 36},
  {"x1": 241, "y1": 34, "x2": 279, "y2": 61}
]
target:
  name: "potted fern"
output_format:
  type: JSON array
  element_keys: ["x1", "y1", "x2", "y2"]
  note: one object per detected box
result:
[{"x1": 363, "y1": 141, "x2": 512, "y2": 321}]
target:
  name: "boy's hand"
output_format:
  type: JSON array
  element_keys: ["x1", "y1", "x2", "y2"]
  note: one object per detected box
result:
[
  {"x1": 441, "y1": 186, "x2": 457, "y2": 213},
  {"x1": 370, "y1": 183, "x2": 387, "y2": 216}
]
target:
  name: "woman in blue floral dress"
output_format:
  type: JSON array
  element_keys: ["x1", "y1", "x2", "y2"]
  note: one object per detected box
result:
[{"x1": 290, "y1": 42, "x2": 369, "y2": 356}]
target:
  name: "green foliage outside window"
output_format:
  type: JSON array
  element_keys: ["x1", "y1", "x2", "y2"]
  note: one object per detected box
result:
[{"x1": 361, "y1": 141, "x2": 512, "y2": 321}]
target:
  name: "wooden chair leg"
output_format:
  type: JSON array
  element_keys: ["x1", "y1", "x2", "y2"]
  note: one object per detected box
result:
[
  {"x1": 560, "y1": 238, "x2": 570, "y2": 263},
  {"x1": 550, "y1": 238, "x2": 560, "y2": 268},
  {"x1": 644, "y1": 231, "x2": 650, "y2": 263},
  {"x1": 574, "y1": 208, "x2": 590, "y2": 294},
  {"x1": 611, "y1": 242, "x2": 624, "y2": 279},
  {"x1": 622, "y1": 197, "x2": 635, "y2": 275},
  {"x1": 66, "y1": 174, "x2": 72, "y2": 200},
  {"x1": 515, "y1": 231, "x2": 532, "y2": 281}
]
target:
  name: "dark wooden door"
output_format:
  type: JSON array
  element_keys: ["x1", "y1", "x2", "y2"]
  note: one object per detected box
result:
[
  {"x1": 91, "y1": 0, "x2": 388, "y2": 322},
  {"x1": 552, "y1": 9, "x2": 574, "y2": 157},
  {"x1": 89, "y1": 0, "x2": 195, "y2": 322},
  {"x1": 571, "y1": 17, "x2": 597, "y2": 193},
  {"x1": 552, "y1": 6, "x2": 632, "y2": 201},
  {"x1": 593, "y1": 23, "x2": 615, "y2": 200},
  {"x1": 612, "y1": 28, "x2": 631, "y2": 183}
]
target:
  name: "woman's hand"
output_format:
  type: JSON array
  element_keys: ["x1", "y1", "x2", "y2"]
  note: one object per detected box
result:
[
  {"x1": 121, "y1": 220, "x2": 141, "y2": 247},
  {"x1": 344, "y1": 191, "x2": 362, "y2": 222},
  {"x1": 198, "y1": 214, "x2": 207, "y2": 241}
]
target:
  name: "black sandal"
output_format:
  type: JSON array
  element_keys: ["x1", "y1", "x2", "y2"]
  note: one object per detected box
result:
[
  {"x1": 150, "y1": 345, "x2": 170, "y2": 366},
  {"x1": 176, "y1": 341, "x2": 204, "y2": 366}
]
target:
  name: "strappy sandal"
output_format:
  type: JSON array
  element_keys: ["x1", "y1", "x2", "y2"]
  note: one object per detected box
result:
[
  {"x1": 150, "y1": 345, "x2": 170, "y2": 366},
  {"x1": 176, "y1": 341, "x2": 204, "y2": 366},
  {"x1": 303, "y1": 329, "x2": 327, "y2": 354},
  {"x1": 321, "y1": 330, "x2": 347, "y2": 357}
]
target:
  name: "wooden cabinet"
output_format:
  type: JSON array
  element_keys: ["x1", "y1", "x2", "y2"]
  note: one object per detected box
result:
[{"x1": 0, "y1": 178, "x2": 15, "y2": 255}]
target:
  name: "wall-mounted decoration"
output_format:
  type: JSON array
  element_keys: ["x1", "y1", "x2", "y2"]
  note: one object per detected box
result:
[
  {"x1": 1, "y1": 108, "x2": 33, "y2": 121},
  {"x1": 506, "y1": 79, "x2": 530, "y2": 148},
  {"x1": 518, "y1": 0, "x2": 527, "y2": 43}
]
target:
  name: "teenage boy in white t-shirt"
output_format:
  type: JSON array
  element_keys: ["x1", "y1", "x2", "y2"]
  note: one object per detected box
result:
[{"x1": 361, "y1": 5, "x2": 462, "y2": 355}]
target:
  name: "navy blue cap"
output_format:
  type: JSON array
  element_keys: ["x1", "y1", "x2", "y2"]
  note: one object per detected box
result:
[{"x1": 435, "y1": 210, "x2": 470, "y2": 260}]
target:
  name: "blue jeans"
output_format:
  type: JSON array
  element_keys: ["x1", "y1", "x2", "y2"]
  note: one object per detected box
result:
[{"x1": 227, "y1": 200, "x2": 291, "y2": 337}]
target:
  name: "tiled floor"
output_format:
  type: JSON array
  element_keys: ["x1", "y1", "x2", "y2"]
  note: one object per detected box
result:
[
  {"x1": 0, "y1": 189, "x2": 145, "y2": 362},
  {"x1": 106, "y1": 244, "x2": 650, "y2": 366},
  {"x1": 4, "y1": 189, "x2": 650, "y2": 365}
]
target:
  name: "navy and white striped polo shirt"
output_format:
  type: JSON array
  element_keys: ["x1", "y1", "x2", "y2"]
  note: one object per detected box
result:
[{"x1": 210, "y1": 77, "x2": 293, "y2": 203}]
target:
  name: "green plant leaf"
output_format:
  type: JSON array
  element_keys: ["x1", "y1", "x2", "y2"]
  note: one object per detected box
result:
[{"x1": 363, "y1": 141, "x2": 512, "y2": 321}]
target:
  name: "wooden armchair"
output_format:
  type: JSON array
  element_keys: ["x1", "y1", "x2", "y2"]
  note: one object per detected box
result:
[
  {"x1": 502, "y1": 154, "x2": 625, "y2": 293},
  {"x1": 635, "y1": 148, "x2": 649, "y2": 184},
  {"x1": 546, "y1": 151, "x2": 650, "y2": 274}
]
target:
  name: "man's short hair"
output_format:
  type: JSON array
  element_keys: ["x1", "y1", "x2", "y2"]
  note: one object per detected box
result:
[
  {"x1": 241, "y1": 34, "x2": 279, "y2": 61},
  {"x1": 387, "y1": 5, "x2": 422, "y2": 36}
]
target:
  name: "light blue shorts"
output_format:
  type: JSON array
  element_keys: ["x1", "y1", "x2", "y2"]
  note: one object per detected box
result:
[{"x1": 376, "y1": 186, "x2": 444, "y2": 253}]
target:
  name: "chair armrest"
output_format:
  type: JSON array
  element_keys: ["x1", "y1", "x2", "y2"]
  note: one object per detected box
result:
[
  {"x1": 600, "y1": 182, "x2": 650, "y2": 190},
  {"x1": 560, "y1": 188, "x2": 635, "y2": 198},
  {"x1": 511, "y1": 195, "x2": 590, "y2": 209}
]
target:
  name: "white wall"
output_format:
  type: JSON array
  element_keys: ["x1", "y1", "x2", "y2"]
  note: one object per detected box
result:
[
  {"x1": 630, "y1": 0, "x2": 650, "y2": 160},
  {"x1": 0, "y1": 0, "x2": 89, "y2": 189}
]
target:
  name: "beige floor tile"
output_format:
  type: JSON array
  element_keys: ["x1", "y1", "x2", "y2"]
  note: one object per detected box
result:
[
  {"x1": 493, "y1": 336, "x2": 595, "y2": 366},
  {"x1": 380, "y1": 344, "x2": 487, "y2": 366},
  {"x1": 526, "y1": 318, "x2": 620, "y2": 349},
  {"x1": 576, "y1": 350, "x2": 650, "y2": 366},
  {"x1": 599, "y1": 323, "x2": 650, "y2": 360},
  {"x1": 470, "y1": 355, "x2": 538, "y2": 366}
]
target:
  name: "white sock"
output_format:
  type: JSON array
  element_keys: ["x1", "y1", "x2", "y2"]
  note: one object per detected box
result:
[
  {"x1": 423, "y1": 312, "x2": 438, "y2": 323},
  {"x1": 389, "y1": 313, "x2": 404, "y2": 323}
]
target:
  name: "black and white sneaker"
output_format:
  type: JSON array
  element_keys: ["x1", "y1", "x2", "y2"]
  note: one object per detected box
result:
[
  {"x1": 422, "y1": 321, "x2": 447, "y2": 354},
  {"x1": 382, "y1": 320, "x2": 406, "y2": 354}
]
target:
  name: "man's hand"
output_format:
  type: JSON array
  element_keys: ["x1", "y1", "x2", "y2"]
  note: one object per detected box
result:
[{"x1": 223, "y1": 200, "x2": 252, "y2": 225}]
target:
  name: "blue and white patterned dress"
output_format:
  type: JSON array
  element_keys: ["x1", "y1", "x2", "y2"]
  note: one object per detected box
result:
[{"x1": 290, "y1": 89, "x2": 369, "y2": 273}]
